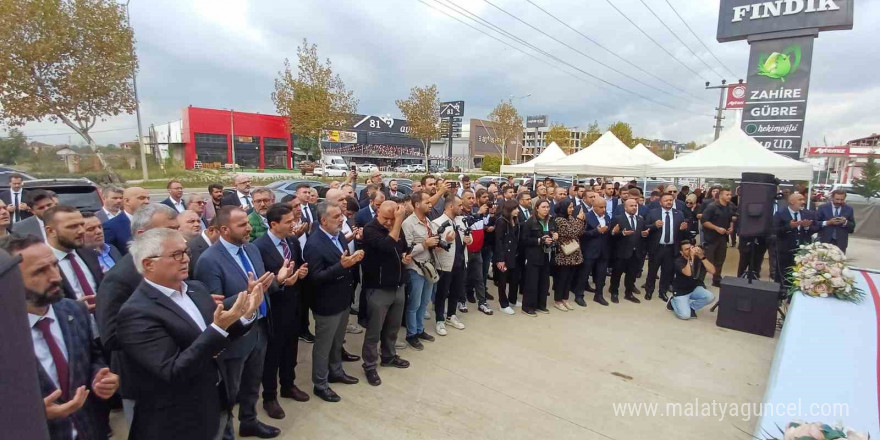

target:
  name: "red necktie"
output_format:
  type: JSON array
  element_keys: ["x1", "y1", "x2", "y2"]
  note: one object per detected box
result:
[
  {"x1": 279, "y1": 239, "x2": 291, "y2": 260},
  {"x1": 66, "y1": 253, "x2": 96, "y2": 297},
  {"x1": 34, "y1": 318, "x2": 70, "y2": 400}
]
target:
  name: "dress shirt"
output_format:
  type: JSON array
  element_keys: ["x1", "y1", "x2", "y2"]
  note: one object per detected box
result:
[
  {"x1": 789, "y1": 208, "x2": 801, "y2": 231},
  {"x1": 143, "y1": 279, "x2": 239, "y2": 337},
  {"x1": 660, "y1": 208, "x2": 674, "y2": 245},
  {"x1": 29, "y1": 307, "x2": 76, "y2": 439},
  {"x1": 301, "y1": 205, "x2": 313, "y2": 223},
  {"x1": 168, "y1": 197, "x2": 186, "y2": 213},
  {"x1": 50, "y1": 245, "x2": 96, "y2": 299},
  {"x1": 294, "y1": 221, "x2": 307, "y2": 251},
  {"x1": 596, "y1": 214, "x2": 607, "y2": 227},
  {"x1": 321, "y1": 227, "x2": 344, "y2": 253},
  {"x1": 237, "y1": 191, "x2": 252, "y2": 208},
  {"x1": 10, "y1": 189, "x2": 23, "y2": 222},
  {"x1": 267, "y1": 231, "x2": 288, "y2": 260},
  {"x1": 605, "y1": 197, "x2": 614, "y2": 215},
  {"x1": 96, "y1": 243, "x2": 116, "y2": 273},
  {"x1": 341, "y1": 221, "x2": 356, "y2": 253},
  {"x1": 123, "y1": 210, "x2": 133, "y2": 221},
  {"x1": 102, "y1": 207, "x2": 118, "y2": 220},
  {"x1": 200, "y1": 230, "x2": 213, "y2": 248},
  {"x1": 823, "y1": 204, "x2": 847, "y2": 226},
  {"x1": 219, "y1": 237, "x2": 255, "y2": 277}
]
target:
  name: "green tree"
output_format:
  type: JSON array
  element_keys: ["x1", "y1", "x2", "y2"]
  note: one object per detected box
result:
[
  {"x1": 0, "y1": 0, "x2": 137, "y2": 176},
  {"x1": 396, "y1": 84, "x2": 440, "y2": 170},
  {"x1": 685, "y1": 141, "x2": 698, "y2": 150},
  {"x1": 0, "y1": 128, "x2": 27, "y2": 164},
  {"x1": 607, "y1": 121, "x2": 635, "y2": 147},
  {"x1": 273, "y1": 39, "x2": 358, "y2": 162},
  {"x1": 486, "y1": 99, "x2": 523, "y2": 164},
  {"x1": 852, "y1": 152, "x2": 880, "y2": 201},
  {"x1": 480, "y1": 154, "x2": 509, "y2": 173},
  {"x1": 544, "y1": 123, "x2": 572, "y2": 153},
  {"x1": 583, "y1": 120, "x2": 601, "y2": 147}
]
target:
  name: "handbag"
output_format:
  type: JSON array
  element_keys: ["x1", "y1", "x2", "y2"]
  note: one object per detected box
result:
[
  {"x1": 560, "y1": 239, "x2": 580, "y2": 256},
  {"x1": 415, "y1": 255, "x2": 440, "y2": 283}
]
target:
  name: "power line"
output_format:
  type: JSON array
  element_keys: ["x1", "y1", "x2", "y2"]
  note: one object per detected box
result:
[
  {"x1": 1, "y1": 127, "x2": 137, "y2": 139},
  {"x1": 423, "y1": 0, "x2": 709, "y2": 115},
  {"x1": 523, "y1": 0, "x2": 701, "y2": 100},
  {"x1": 475, "y1": 0, "x2": 699, "y2": 104},
  {"x1": 634, "y1": 0, "x2": 725, "y2": 79},
  {"x1": 601, "y1": 0, "x2": 708, "y2": 83},
  {"x1": 661, "y1": 0, "x2": 739, "y2": 78}
]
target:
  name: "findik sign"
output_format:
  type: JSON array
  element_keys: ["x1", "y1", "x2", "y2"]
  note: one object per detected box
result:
[{"x1": 717, "y1": 0, "x2": 853, "y2": 42}]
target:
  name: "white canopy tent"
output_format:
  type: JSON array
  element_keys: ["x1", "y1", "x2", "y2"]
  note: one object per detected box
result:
[
  {"x1": 630, "y1": 143, "x2": 666, "y2": 165},
  {"x1": 646, "y1": 127, "x2": 813, "y2": 181},
  {"x1": 535, "y1": 131, "x2": 646, "y2": 176},
  {"x1": 500, "y1": 142, "x2": 567, "y2": 174}
]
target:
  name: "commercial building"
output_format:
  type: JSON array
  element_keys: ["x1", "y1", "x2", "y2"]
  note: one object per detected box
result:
[
  {"x1": 805, "y1": 133, "x2": 880, "y2": 184},
  {"x1": 521, "y1": 126, "x2": 590, "y2": 160},
  {"x1": 469, "y1": 118, "x2": 523, "y2": 169}
]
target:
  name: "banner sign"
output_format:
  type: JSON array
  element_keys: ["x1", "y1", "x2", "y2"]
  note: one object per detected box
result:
[
  {"x1": 345, "y1": 114, "x2": 411, "y2": 135},
  {"x1": 526, "y1": 115, "x2": 548, "y2": 128},
  {"x1": 741, "y1": 36, "x2": 814, "y2": 159},
  {"x1": 320, "y1": 130, "x2": 358, "y2": 144},
  {"x1": 440, "y1": 101, "x2": 465, "y2": 117},
  {"x1": 807, "y1": 146, "x2": 850, "y2": 156},
  {"x1": 717, "y1": 0, "x2": 854, "y2": 42},
  {"x1": 725, "y1": 83, "x2": 747, "y2": 109}
]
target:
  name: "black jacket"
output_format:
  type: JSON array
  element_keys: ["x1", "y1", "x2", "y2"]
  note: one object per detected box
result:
[
  {"x1": 361, "y1": 218, "x2": 408, "y2": 290},
  {"x1": 611, "y1": 212, "x2": 646, "y2": 260},
  {"x1": 96, "y1": 253, "x2": 142, "y2": 399},
  {"x1": 774, "y1": 208, "x2": 818, "y2": 253},
  {"x1": 253, "y1": 232, "x2": 304, "y2": 335},
  {"x1": 59, "y1": 248, "x2": 104, "y2": 301},
  {"x1": 493, "y1": 217, "x2": 520, "y2": 269},
  {"x1": 520, "y1": 216, "x2": 557, "y2": 266},
  {"x1": 187, "y1": 235, "x2": 212, "y2": 279},
  {"x1": 645, "y1": 207, "x2": 687, "y2": 252},
  {"x1": 303, "y1": 228, "x2": 356, "y2": 316}
]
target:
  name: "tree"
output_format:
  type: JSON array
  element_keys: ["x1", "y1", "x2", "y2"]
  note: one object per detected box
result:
[
  {"x1": 480, "y1": 154, "x2": 509, "y2": 173},
  {"x1": 396, "y1": 84, "x2": 440, "y2": 170},
  {"x1": 607, "y1": 121, "x2": 635, "y2": 147},
  {"x1": 0, "y1": 0, "x2": 137, "y2": 176},
  {"x1": 273, "y1": 39, "x2": 358, "y2": 162},
  {"x1": 0, "y1": 128, "x2": 27, "y2": 164},
  {"x1": 545, "y1": 123, "x2": 572, "y2": 153},
  {"x1": 685, "y1": 141, "x2": 698, "y2": 150},
  {"x1": 852, "y1": 152, "x2": 880, "y2": 201},
  {"x1": 487, "y1": 99, "x2": 523, "y2": 164},
  {"x1": 582, "y1": 120, "x2": 601, "y2": 148}
]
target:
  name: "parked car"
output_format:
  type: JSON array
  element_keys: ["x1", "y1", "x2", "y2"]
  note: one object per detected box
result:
[
  {"x1": 265, "y1": 179, "x2": 329, "y2": 200},
  {"x1": 321, "y1": 164, "x2": 349, "y2": 178},
  {"x1": 394, "y1": 164, "x2": 413, "y2": 173},
  {"x1": 15, "y1": 178, "x2": 103, "y2": 213},
  {"x1": 410, "y1": 164, "x2": 426, "y2": 173},
  {"x1": 357, "y1": 163, "x2": 379, "y2": 173},
  {"x1": 477, "y1": 176, "x2": 507, "y2": 188},
  {"x1": 0, "y1": 170, "x2": 35, "y2": 186}
]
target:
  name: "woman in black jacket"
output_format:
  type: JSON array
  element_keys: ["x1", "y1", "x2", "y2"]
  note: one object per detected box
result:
[
  {"x1": 493, "y1": 199, "x2": 521, "y2": 315},
  {"x1": 520, "y1": 199, "x2": 558, "y2": 316}
]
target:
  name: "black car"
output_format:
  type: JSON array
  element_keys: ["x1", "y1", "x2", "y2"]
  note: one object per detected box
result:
[
  {"x1": 0, "y1": 170, "x2": 35, "y2": 186},
  {"x1": 16, "y1": 178, "x2": 103, "y2": 213}
]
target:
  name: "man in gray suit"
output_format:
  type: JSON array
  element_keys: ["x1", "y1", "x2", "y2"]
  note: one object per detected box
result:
[{"x1": 12, "y1": 190, "x2": 57, "y2": 241}]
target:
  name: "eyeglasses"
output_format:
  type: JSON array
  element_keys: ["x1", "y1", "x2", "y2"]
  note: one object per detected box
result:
[
  {"x1": 193, "y1": 201, "x2": 206, "y2": 205},
  {"x1": 686, "y1": 202, "x2": 695, "y2": 205},
  {"x1": 149, "y1": 249, "x2": 191, "y2": 262}
]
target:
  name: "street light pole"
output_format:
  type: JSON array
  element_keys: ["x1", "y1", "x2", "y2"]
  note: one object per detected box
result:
[
  {"x1": 126, "y1": 0, "x2": 148, "y2": 181},
  {"x1": 705, "y1": 79, "x2": 743, "y2": 141}
]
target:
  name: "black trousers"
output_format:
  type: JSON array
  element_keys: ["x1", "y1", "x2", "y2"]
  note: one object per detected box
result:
[
  {"x1": 777, "y1": 250, "x2": 796, "y2": 285},
  {"x1": 586, "y1": 257, "x2": 608, "y2": 297},
  {"x1": 645, "y1": 245, "x2": 675, "y2": 295},
  {"x1": 262, "y1": 297, "x2": 301, "y2": 401},
  {"x1": 553, "y1": 265, "x2": 578, "y2": 301},
  {"x1": 704, "y1": 239, "x2": 727, "y2": 284},
  {"x1": 737, "y1": 237, "x2": 767, "y2": 278},
  {"x1": 435, "y1": 264, "x2": 465, "y2": 321},
  {"x1": 609, "y1": 254, "x2": 641, "y2": 296},
  {"x1": 495, "y1": 266, "x2": 520, "y2": 308},
  {"x1": 523, "y1": 263, "x2": 550, "y2": 312}
]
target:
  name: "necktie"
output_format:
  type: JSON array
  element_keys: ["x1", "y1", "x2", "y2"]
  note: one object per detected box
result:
[
  {"x1": 244, "y1": 196, "x2": 252, "y2": 208},
  {"x1": 279, "y1": 239, "x2": 291, "y2": 261},
  {"x1": 629, "y1": 215, "x2": 635, "y2": 231},
  {"x1": 664, "y1": 211, "x2": 672, "y2": 245},
  {"x1": 832, "y1": 206, "x2": 840, "y2": 240},
  {"x1": 13, "y1": 191, "x2": 20, "y2": 222},
  {"x1": 330, "y1": 235, "x2": 343, "y2": 253},
  {"x1": 303, "y1": 206, "x2": 311, "y2": 223},
  {"x1": 794, "y1": 211, "x2": 800, "y2": 232},
  {"x1": 523, "y1": 209, "x2": 529, "y2": 220},
  {"x1": 237, "y1": 248, "x2": 266, "y2": 316},
  {"x1": 34, "y1": 318, "x2": 70, "y2": 400},
  {"x1": 66, "y1": 253, "x2": 95, "y2": 297},
  {"x1": 834, "y1": 207, "x2": 840, "y2": 218}
]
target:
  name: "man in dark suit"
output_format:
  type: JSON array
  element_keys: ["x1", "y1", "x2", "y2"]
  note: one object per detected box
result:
[
  {"x1": 159, "y1": 179, "x2": 187, "y2": 213},
  {"x1": 94, "y1": 186, "x2": 124, "y2": 223},
  {"x1": 118, "y1": 228, "x2": 262, "y2": 440},
  {"x1": 188, "y1": 222, "x2": 219, "y2": 279},
  {"x1": 82, "y1": 212, "x2": 121, "y2": 273},
  {"x1": 96, "y1": 203, "x2": 179, "y2": 424},
  {"x1": 609, "y1": 199, "x2": 646, "y2": 303},
  {"x1": 2, "y1": 235, "x2": 120, "y2": 440},
  {"x1": 602, "y1": 183, "x2": 620, "y2": 215},
  {"x1": 579, "y1": 199, "x2": 613, "y2": 306},
  {"x1": 356, "y1": 190, "x2": 385, "y2": 227},
  {"x1": 103, "y1": 186, "x2": 150, "y2": 254},
  {"x1": 644, "y1": 193, "x2": 688, "y2": 301},
  {"x1": 773, "y1": 192, "x2": 819, "y2": 284},
  {"x1": 220, "y1": 174, "x2": 254, "y2": 211},
  {"x1": 1, "y1": 172, "x2": 30, "y2": 224},
  {"x1": 43, "y1": 206, "x2": 104, "y2": 304},
  {"x1": 816, "y1": 189, "x2": 856, "y2": 253},
  {"x1": 294, "y1": 184, "x2": 318, "y2": 227},
  {"x1": 303, "y1": 202, "x2": 364, "y2": 402},
  {"x1": 253, "y1": 204, "x2": 311, "y2": 419},
  {"x1": 195, "y1": 206, "x2": 289, "y2": 439},
  {"x1": 11, "y1": 189, "x2": 57, "y2": 241}
]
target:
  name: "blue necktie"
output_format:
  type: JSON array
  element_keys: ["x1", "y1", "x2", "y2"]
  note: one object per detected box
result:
[
  {"x1": 237, "y1": 248, "x2": 266, "y2": 316},
  {"x1": 331, "y1": 235, "x2": 343, "y2": 253}
]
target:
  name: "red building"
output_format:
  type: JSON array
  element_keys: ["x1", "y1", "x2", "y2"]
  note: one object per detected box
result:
[{"x1": 181, "y1": 106, "x2": 291, "y2": 170}]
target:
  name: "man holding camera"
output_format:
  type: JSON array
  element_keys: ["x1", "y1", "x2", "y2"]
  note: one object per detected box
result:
[
  {"x1": 460, "y1": 189, "x2": 493, "y2": 315},
  {"x1": 668, "y1": 240, "x2": 716, "y2": 320},
  {"x1": 431, "y1": 194, "x2": 472, "y2": 335}
]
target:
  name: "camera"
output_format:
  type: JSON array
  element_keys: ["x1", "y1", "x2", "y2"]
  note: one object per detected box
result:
[
  {"x1": 460, "y1": 214, "x2": 480, "y2": 237},
  {"x1": 435, "y1": 220, "x2": 453, "y2": 251},
  {"x1": 541, "y1": 235, "x2": 555, "y2": 254}
]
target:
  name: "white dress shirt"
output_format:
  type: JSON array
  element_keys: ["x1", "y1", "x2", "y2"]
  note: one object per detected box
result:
[
  {"x1": 596, "y1": 213, "x2": 607, "y2": 227},
  {"x1": 29, "y1": 306, "x2": 76, "y2": 439},
  {"x1": 168, "y1": 197, "x2": 186, "y2": 213},
  {"x1": 659, "y1": 208, "x2": 674, "y2": 245},
  {"x1": 341, "y1": 221, "x2": 356, "y2": 253},
  {"x1": 49, "y1": 246, "x2": 97, "y2": 299},
  {"x1": 9, "y1": 189, "x2": 23, "y2": 222},
  {"x1": 237, "y1": 191, "x2": 252, "y2": 208},
  {"x1": 200, "y1": 230, "x2": 213, "y2": 248},
  {"x1": 300, "y1": 205, "x2": 313, "y2": 223},
  {"x1": 294, "y1": 221, "x2": 307, "y2": 251},
  {"x1": 102, "y1": 207, "x2": 118, "y2": 220},
  {"x1": 143, "y1": 279, "x2": 230, "y2": 336}
]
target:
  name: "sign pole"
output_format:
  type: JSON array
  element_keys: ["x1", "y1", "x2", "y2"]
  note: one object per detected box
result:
[{"x1": 447, "y1": 116, "x2": 453, "y2": 170}]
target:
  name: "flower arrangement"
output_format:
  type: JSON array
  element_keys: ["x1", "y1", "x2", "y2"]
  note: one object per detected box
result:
[
  {"x1": 789, "y1": 242, "x2": 864, "y2": 303},
  {"x1": 763, "y1": 421, "x2": 869, "y2": 439}
]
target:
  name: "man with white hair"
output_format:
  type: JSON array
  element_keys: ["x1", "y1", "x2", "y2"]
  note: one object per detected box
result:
[
  {"x1": 221, "y1": 174, "x2": 254, "y2": 211},
  {"x1": 186, "y1": 193, "x2": 209, "y2": 229},
  {"x1": 177, "y1": 210, "x2": 203, "y2": 242}
]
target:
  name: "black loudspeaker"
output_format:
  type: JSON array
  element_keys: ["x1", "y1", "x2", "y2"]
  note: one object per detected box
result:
[
  {"x1": 715, "y1": 276, "x2": 779, "y2": 338},
  {"x1": 738, "y1": 172, "x2": 779, "y2": 237}
]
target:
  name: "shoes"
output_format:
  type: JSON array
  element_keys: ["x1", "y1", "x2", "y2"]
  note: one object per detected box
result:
[
  {"x1": 536, "y1": 308, "x2": 550, "y2": 314},
  {"x1": 486, "y1": 292, "x2": 495, "y2": 300},
  {"x1": 624, "y1": 294, "x2": 641, "y2": 304},
  {"x1": 593, "y1": 295, "x2": 609, "y2": 306},
  {"x1": 313, "y1": 387, "x2": 341, "y2": 403},
  {"x1": 457, "y1": 302, "x2": 468, "y2": 313},
  {"x1": 500, "y1": 306, "x2": 515, "y2": 315},
  {"x1": 262, "y1": 400, "x2": 285, "y2": 420},
  {"x1": 610, "y1": 295, "x2": 620, "y2": 304},
  {"x1": 349, "y1": 307, "x2": 358, "y2": 315},
  {"x1": 280, "y1": 385, "x2": 310, "y2": 402},
  {"x1": 466, "y1": 295, "x2": 476, "y2": 304},
  {"x1": 563, "y1": 301, "x2": 575, "y2": 311},
  {"x1": 644, "y1": 292, "x2": 653, "y2": 301},
  {"x1": 691, "y1": 308, "x2": 698, "y2": 318},
  {"x1": 346, "y1": 323, "x2": 364, "y2": 334},
  {"x1": 406, "y1": 336, "x2": 424, "y2": 351},
  {"x1": 423, "y1": 311, "x2": 431, "y2": 320},
  {"x1": 666, "y1": 297, "x2": 674, "y2": 311},
  {"x1": 575, "y1": 297, "x2": 587, "y2": 307},
  {"x1": 711, "y1": 280, "x2": 722, "y2": 288},
  {"x1": 585, "y1": 284, "x2": 595, "y2": 293},
  {"x1": 364, "y1": 369, "x2": 382, "y2": 386},
  {"x1": 395, "y1": 340, "x2": 407, "y2": 350},
  {"x1": 445, "y1": 315, "x2": 465, "y2": 330},
  {"x1": 478, "y1": 303, "x2": 494, "y2": 315},
  {"x1": 239, "y1": 421, "x2": 281, "y2": 438},
  {"x1": 417, "y1": 331, "x2": 435, "y2": 342},
  {"x1": 328, "y1": 373, "x2": 359, "y2": 385},
  {"x1": 341, "y1": 349, "x2": 360, "y2": 362},
  {"x1": 523, "y1": 309, "x2": 537, "y2": 317},
  {"x1": 435, "y1": 321, "x2": 448, "y2": 336},
  {"x1": 553, "y1": 302, "x2": 567, "y2": 312},
  {"x1": 299, "y1": 332, "x2": 315, "y2": 344},
  {"x1": 511, "y1": 301, "x2": 521, "y2": 308},
  {"x1": 632, "y1": 287, "x2": 642, "y2": 295},
  {"x1": 659, "y1": 292, "x2": 669, "y2": 302},
  {"x1": 381, "y1": 355, "x2": 410, "y2": 368}
]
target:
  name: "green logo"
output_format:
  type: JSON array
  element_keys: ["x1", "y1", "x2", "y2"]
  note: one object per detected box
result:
[
  {"x1": 757, "y1": 45, "x2": 801, "y2": 82},
  {"x1": 745, "y1": 124, "x2": 758, "y2": 135}
]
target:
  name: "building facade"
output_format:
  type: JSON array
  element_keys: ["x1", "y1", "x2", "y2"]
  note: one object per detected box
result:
[
  {"x1": 805, "y1": 133, "x2": 880, "y2": 184},
  {"x1": 181, "y1": 106, "x2": 292, "y2": 170},
  {"x1": 521, "y1": 126, "x2": 589, "y2": 161}
]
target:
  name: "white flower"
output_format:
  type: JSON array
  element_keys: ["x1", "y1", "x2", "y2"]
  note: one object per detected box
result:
[
  {"x1": 820, "y1": 293, "x2": 829, "y2": 298},
  {"x1": 842, "y1": 267, "x2": 854, "y2": 279},
  {"x1": 823, "y1": 273, "x2": 832, "y2": 279}
]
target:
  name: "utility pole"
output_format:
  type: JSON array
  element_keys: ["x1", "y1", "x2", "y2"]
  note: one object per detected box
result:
[
  {"x1": 705, "y1": 79, "x2": 744, "y2": 140},
  {"x1": 125, "y1": 0, "x2": 148, "y2": 181}
]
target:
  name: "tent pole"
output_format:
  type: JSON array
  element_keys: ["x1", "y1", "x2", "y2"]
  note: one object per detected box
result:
[
  {"x1": 533, "y1": 172, "x2": 536, "y2": 191},
  {"x1": 807, "y1": 181, "x2": 813, "y2": 209}
]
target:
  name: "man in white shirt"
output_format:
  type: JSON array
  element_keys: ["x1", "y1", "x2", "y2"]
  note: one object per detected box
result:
[
  {"x1": 2, "y1": 172, "x2": 30, "y2": 223},
  {"x1": 44, "y1": 206, "x2": 103, "y2": 313},
  {"x1": 160, "y1": 179, "x2": 187, "y2": 213},
  {"x1": 220, "y1": 174, "x2": 254, "y2": 211}
]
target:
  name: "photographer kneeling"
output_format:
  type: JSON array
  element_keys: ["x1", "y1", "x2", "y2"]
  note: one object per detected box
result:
[{"x1": 668, "y1": 240, "x2": 716, "y2": 320}]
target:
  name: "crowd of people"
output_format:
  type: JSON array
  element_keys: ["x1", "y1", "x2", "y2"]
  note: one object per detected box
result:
[
  {"x1": 0, "y1": 169, "x2": 856, "y2": 440},
  {"x1": 322, "y1": 144, "x2": 425, "y2": 159}
]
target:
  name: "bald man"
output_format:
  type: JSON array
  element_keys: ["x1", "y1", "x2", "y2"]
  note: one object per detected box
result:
[
  {"x1": 103, "y1": 186, "x2": 150, "y2": 255},
  {"x1": 176, "y1": 210, "x2": 203, "y2": 242},
  {"x1": 773, "y1": 192, "x2": 818, "y2": 284}
]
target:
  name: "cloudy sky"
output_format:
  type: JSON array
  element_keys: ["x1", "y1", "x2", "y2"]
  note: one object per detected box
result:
[{"x1": 8, "y1": 0, "x2": 879, "y2": 149}]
